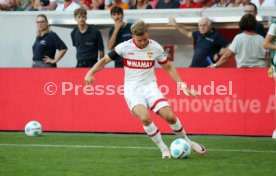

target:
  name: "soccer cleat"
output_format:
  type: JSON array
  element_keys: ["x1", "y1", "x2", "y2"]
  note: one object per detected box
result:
[
  {"x1": 190, "y1": 141, "x2": 207, "y2": 155},
  {"x1": 161, "y1": 148, "x2": 172, "y2": 159}
]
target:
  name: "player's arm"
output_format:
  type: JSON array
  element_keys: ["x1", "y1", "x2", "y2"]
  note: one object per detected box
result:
[
  {"x1": 161, "y1": 61, "x2": 197, "y2": 96},
  {"x1": 168, "y1": 17, "x2": 193, "y2": 38},
  {"x1": 84, "y1": 55, "x2": 112, "y2": 86}
]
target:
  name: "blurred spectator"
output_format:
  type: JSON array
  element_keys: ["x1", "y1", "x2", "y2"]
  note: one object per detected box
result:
[
  {"x1": 32, "y1": 14, "x2": 67, "y2": 68},
  {"x1": 179, "y1": 0, "x2": 203, "y2": 8},
  {"x1": 225, "y1": 0, "x2": 241, "y2": 7},
  {"x1": 212, "y1": 0, "x2": 240, "y2": 7},
  {"x1": 155, "y1": 0, "x2": 180, "y2": 9},
  {"x1": 108, "y1": 6, "x2": 132, "y2": 67},
  {"x1": 0, "y1": 0, "x2": 7, "y2": 10},
  {"x1": 243, "y1": 2, "x2": 266, "y2": 37},
  {"x1": 33, "y1": 0, "x2": 57, "y2": 10},
  {"x1": 105, "y1": 0, "x2": 130, "y2": 9},
  {"x1": 148, "y1": 0, "x2": 158, "y2": 8},
  {"x1": 168, "y1": 17, "x2": 229, "y2": 67},
  {"x1": 240, "y1": 0, "x2": 251, "y2": 6},
  {"x1": 3, "y1": 0, "x2": 23, "y2": 10},
  {"x1": 71, "y1": 8, "x2": 105, "y2": 67},
  {"x1": 197, "y1": 0, "x2": 214, "y2": 7},
  {"x1": 80, "y1": 0, "x2": 104, "y2": 9},
  {"x1": 79, "y1": 0, "x2": 92, "y2": 9},
  {"x1": 18, "y1": 0, "x2": 33, "y2": 10},
  {"x1": 212, "y1": 14, "x2": 269, "y2": 68},
  {"x1": 55, "y1": 0, "x2": 80, "y2": 11},
  {"x1": 130, "y1": 0, "x2": 152, "y2": 9},
  {"x1": 263, "y1": 20, "x2": 276, "y2": 78},
  {"x1": 251, "y1": 0, "x2": 276, "y2": 7}
]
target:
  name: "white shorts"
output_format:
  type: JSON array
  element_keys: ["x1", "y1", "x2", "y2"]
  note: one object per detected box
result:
[{"x1": 124, "y1": 82, "x2": 170, "y2": 113}]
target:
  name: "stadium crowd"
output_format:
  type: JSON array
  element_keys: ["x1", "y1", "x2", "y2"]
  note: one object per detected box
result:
[{"x1": 0, "y1": 0, "x2": 276, "y2": 11}]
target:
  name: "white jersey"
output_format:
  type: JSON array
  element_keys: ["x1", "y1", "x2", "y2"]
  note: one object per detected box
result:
[{"x1": 114, "y1": 39, "x2": 168, "y2": 86}]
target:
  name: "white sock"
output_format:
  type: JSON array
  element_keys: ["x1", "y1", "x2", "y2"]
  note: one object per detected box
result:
[
  {"x1": 170, "y1": 117, "x2": 191, "y2": 143},
  {"x1": 143, "y1": 122, "x2": 168, "y2": 152}
]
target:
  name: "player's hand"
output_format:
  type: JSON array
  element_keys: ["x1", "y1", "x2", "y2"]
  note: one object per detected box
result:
[
  {"x1": 179, "y1": 82, "x2": 198, "y2": 97},
  {"x1": 84, "y1": 72, "x2": 95, "y2": 88},
  {"x1": 168, "y1": 17, "x2": 177, "y2": 27},
  {"x1": 43, "y1": 56, "x2": 56, "y2": 64},
  {"x1": 268, "y1": 65, "x2": 275, "y2": 78}
]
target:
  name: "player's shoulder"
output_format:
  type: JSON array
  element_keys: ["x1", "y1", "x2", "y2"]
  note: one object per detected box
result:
[
  {"x1": 148, "y1": 39, "x2": 163, "y2": 50},
  {"x1": 115, "y1": 39, "x2": 133, "y2": 52},
  {"x1": 118, "y1": 39, "x2": 133, "y2": 47}
]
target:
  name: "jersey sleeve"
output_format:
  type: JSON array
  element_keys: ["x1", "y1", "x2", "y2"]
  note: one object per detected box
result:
[
  {"x1": 155, "y1": 42, "x2": 168, "y2": 65},
  {"x1": 107, "y1": 41, "x2": 126, "y2": 61},
  {"x1": 108, "y1": 50, "x2": 120, "y2": 61},
  {"x1": 114, "y1": 41, "x2": 126, "y2": 56}
]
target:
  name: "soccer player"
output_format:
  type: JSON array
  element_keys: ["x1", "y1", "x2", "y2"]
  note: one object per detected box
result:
[{"x1": 84, "y1": 21, "x2": 206, "y2": 158}]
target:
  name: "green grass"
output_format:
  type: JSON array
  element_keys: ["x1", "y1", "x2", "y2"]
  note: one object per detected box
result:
[{"x1": 0, "y1": 132, "x2": 276, "y2": 176}]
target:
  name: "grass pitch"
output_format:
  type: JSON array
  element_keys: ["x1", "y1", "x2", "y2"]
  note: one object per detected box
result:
[{"x1": 0, "y1": 132, "x2": 276, "y2": 176}]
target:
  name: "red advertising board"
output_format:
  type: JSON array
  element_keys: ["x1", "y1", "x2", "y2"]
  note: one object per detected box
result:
[{"x1": 0, "y1": 68, "x2": 275, "y2": 136}]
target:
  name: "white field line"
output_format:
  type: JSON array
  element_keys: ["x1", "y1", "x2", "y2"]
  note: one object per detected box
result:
[{"x1": 0, "y1": 143, "x2": 276, "y2": 154}]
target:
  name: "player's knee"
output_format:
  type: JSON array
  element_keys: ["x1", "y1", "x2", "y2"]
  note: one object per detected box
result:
[
  {"x1": 157, "y1": 108, "x2": 176, "y2": 124},
  {"x1": 165, "y1": 114, "x2": 176, "y2": 124},
  {"x1": 140, "y1": 116, "x2": 152, "y2": 126}
]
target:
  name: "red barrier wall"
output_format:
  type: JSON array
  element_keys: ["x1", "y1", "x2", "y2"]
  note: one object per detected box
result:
[{"x1": 0, "y1": 68, "x2": 275, "y2": 136}]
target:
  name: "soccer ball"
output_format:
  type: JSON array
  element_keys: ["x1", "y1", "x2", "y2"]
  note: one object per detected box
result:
[
  {"x1": 24, "y1": 121, "x2": 42, "y2": 136},
  {"x1": 170, "y1": 138, "x2": 191, "y2": 159}
]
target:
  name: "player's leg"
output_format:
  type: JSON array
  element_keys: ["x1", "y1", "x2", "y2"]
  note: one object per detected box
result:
[
  {"x1": 132, "y1": 104, "x2": 171, "y2": 158},
  {"x1": 156, "y1": 106, "x2": 206, "y2": 155}
]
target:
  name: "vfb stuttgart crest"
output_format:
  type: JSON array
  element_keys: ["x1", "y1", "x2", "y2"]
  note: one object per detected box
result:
[{"x1": 147, "y1": 51, "x2": 153, "y2": 59}]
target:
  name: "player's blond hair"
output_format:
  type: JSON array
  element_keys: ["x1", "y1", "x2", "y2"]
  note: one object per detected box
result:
[{"x1": 131, "y1": 21, "x2": 148, "y2": 36}]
